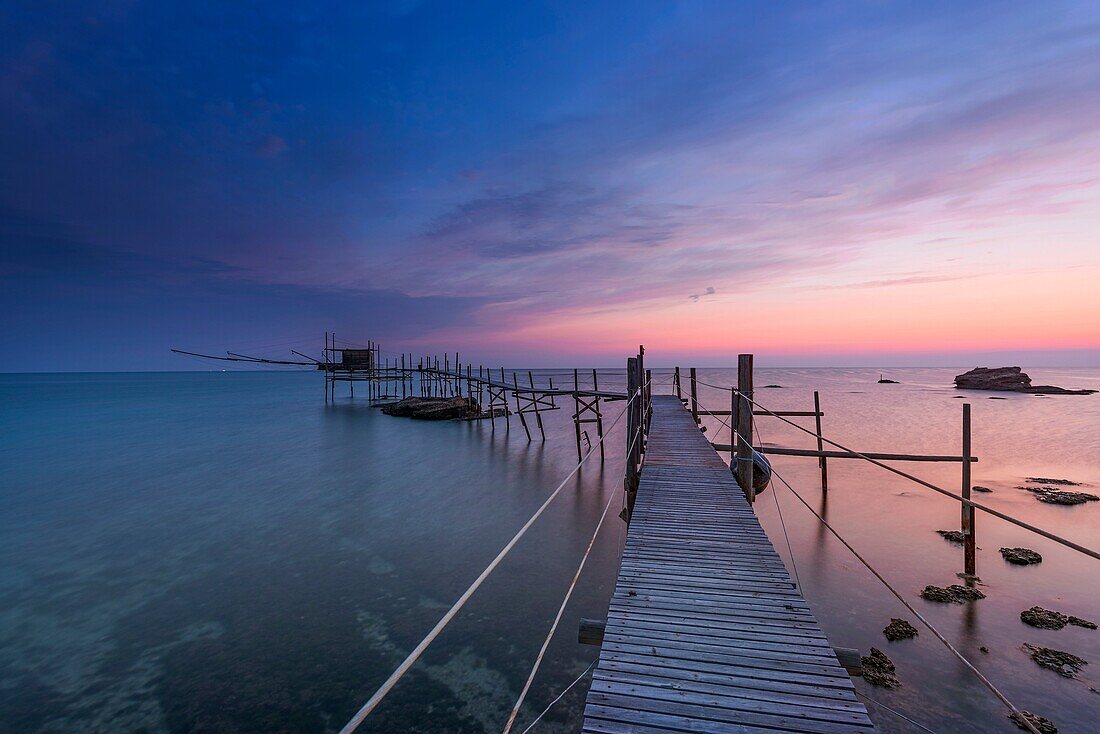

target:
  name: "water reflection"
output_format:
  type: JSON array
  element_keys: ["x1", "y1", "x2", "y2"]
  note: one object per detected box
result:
[{"x1": 0, "y1": 368, "x2": 1097, "y2": 733}]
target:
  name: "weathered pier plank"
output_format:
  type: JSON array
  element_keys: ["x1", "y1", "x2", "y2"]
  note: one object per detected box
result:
[{"x1": 583, "y1": 395, "x2": 873, "y2": 733}]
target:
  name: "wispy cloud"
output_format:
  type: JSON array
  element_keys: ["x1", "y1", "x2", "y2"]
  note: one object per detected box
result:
[{"x1": 2, "y1": 2, "x2": 1099, "y2": 366}]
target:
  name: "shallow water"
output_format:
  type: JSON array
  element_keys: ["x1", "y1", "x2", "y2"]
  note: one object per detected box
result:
[{"x1": 1, "y1": 367, "x2": 1098, "y2": 733}]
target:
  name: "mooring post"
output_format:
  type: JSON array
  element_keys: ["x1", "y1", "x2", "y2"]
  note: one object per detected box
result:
[
  {"x1": 674, "y1": 366, "x2": 681, "y2": 399},
  {"x1": 625, "y1": 356, "x2": 640, "y2": 520},
  {"x1": 689, "y1": 367, "x2": 699, "y2": 424},
  {"x1": 962, "y1": 403, "x2": 975, "y2": 577},
  {"x1": 814, "y1": 390, "x2": 828, "y2": 493},
  {"x1": 735, "y1": 354, "x2": 755, "y2": 503}
]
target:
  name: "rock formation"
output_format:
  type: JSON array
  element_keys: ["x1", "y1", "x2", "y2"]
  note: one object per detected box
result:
[
  {"x1": 954, "y1": 367, "x2": 1096, "y2": 395},
  {"x1": 380, "y1": 396, "x2": 481, "y2": 420}
]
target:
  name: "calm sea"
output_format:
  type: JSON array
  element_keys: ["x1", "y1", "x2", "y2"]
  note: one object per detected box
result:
[{"x1": 1, "y1": 368, "x2": 1098, "y2": 733}]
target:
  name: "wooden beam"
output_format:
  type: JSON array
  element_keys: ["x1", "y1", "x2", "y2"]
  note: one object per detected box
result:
[{"x1": 711, "y1": 445, "x2": 979, "y2": 462}]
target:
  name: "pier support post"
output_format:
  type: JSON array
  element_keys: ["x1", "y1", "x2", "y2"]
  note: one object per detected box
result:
[
  {"x1": 962, "y1": 403, "x2": 976, "y2": 577},
  {"x1": 674, "y1": 367, "x2": 682, "y2": 400},
  {"x1": 689, "y1": 368, "x2": 699, "y2": 425},
  {"x1": 625, "y1": 356, "x2": 641, "y2": 520},
  {"x1": 814, "y1": 391, "x2": 828, "y2": 493},
  {"x1": 645, "y1": 369, "x2": 652, "y2": 430},
  {"x1": 735, "y1": 354, "x2": 755, "y2": 504}
]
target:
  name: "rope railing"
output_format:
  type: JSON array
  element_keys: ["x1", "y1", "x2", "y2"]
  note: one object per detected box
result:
[
  {"x1": 337, "y1": 388, "x2": 642, "y2": 734},
  {"x1": 732, "y1": 389, "x2": 1100, "y2": 562},
  {"x1": 502, "y1": 421, "x2": 646, "y2": 733},
  {"x1": 688, "y1": 379, "x2": 1099, "y2": 562},
  {"x1": 691, "y1": 391, "x2": 1041, "y2": 734}
]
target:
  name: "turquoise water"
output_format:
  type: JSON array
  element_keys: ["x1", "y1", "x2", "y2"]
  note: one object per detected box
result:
[{"x1": 1, "y1": 368, "x2": 1098, "y2": 733}]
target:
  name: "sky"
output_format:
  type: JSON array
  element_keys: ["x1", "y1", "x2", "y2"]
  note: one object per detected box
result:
[{"x1": 2, "y1": 1, "x2": 1099, "y2": 370}]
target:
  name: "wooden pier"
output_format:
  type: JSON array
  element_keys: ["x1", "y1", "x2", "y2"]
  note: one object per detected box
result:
[{"x1": 582, "y1": 395, "x2": 874, "y2": 733}]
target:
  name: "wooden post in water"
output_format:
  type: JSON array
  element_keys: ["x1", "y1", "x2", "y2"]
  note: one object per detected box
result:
[
  {"x1": 573, "y1": 368, "x2": 583, "y2": 460},
  {"x1": 500, "y1": 368, "x2": 510, "y2": 428},
  {"x1": 962, "y1": 403, "x2": 975, "y2": 577},
  {"x1": 512, "y1": 372, "x2": 531, "y2": 440},
  {"x1": 528, "y1": 371, "x2": 545, "y2": 440},
  {"x1": 689, "y1": 367, "x2": 699, "y2": 424},
  {"x1": 593, "y1": 368, "x2": 605, "y2": 460},
  {"x1": 814, "y1": 390, "x2": 828, "y2": 493},
  {"x1": 735, "y1": 354, "x2": 755, "y2": 504},
  {"x1": 625, "y1": 356, "x2": 640, "y2": 520}
]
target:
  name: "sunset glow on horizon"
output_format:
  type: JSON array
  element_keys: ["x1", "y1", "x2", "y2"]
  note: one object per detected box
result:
[{"x1": 3, "y1": 2, "x2": 1100, "y2": 369}]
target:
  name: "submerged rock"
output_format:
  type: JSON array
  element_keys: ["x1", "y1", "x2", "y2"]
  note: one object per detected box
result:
[
  {"x1": 1020, "y1": 486, "x2": 1100, "y2": 505},
  {"x1": 861, "y1": 648, "x2": 901, "y2": 688},
  {"x1": 954, "y1": 366, "x2": 1096, "y2": 394},
  {"x1": 380, "y1": 396, "x2": 481, "y2": 420},
  {"x1": 1010, "y1": 710, "x2": 1058, "y2": 734},
  {"x1": 761, "y1": 384, "x2": 783, "y2": 388},
  {"x1": 1021, "y1": 606, "x2": 1098, "y2": 631},
  {"x1": 921, "y1": 584, "x2": 986, "y2": 603},
  {"x1": 883, "y1": 618, "x2": 919, "y2": 641},
  {"x1": 972, "y1": 485, "x2": 993, "y2": 493},
  {"x1": 937, "y1": 530, "x2": 967, "y2": 544},
  {"x1": 1070, "y1": 615, "x2": 1100, "y2": 630},
  {"x1": 1000, "y1": 547, "x2": 1043, "y2": 565},
  {"x1": 1027, "y1": 477, "x2": 1082, "y2": 486},
  {"x1": 1024, "y1": 644, "x2": 1087, "y2": 678}
]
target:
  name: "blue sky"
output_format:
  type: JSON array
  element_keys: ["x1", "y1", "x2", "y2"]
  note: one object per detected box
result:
[{"x1": 3, "y1": 2, "x2": 1099, "y2": 369}]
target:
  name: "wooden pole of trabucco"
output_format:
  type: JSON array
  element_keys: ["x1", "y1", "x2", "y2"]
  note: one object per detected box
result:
[
  {"x1": 814, "y1": 390, "x2": 828, "y2": 492},
  {"x1": 573, "y1": 368, "x2": 583, "y2": 460},
  {"x1": 674, "y1": 366, "x2": 681, "y2": 399},
  {"x1": 689, "y1": 367, "x2": 699, "y2": 425},
  {"x1": 512, "y1": 372, "x2": 531, "y2": 440},
  {"x1": 528, "y1": 371, "x2": 545, "y2": 440},
  {"x1": 592, "y1": 368, "x2": 605, "y2": 460},
  {"x1": 962, "y1": 403, "x2": 975, "y2": 577},
  {"x1": 735, "y1": 354, "x2": 755, "y2": 503},
  {"x1": 500, "y1": 368, "x2": 511, "y2": 428}
]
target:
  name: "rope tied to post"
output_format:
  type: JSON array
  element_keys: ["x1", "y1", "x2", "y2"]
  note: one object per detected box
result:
[
  {"x1": 696, "y1": 387, "x2": 1042, "y2": 734},
  {"x1": 337, "y1": 387, "x2": 643, "y2": 734}
]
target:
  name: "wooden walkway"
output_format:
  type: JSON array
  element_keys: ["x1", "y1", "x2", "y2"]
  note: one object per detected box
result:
[{"x1": 582, "y1": 395, "x2": 874, "y2": 733}]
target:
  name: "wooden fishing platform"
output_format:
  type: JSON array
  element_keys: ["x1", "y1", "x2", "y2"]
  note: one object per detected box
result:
[{"x1": 582, "y1": 394, "x2": 874, "y2": 733}]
